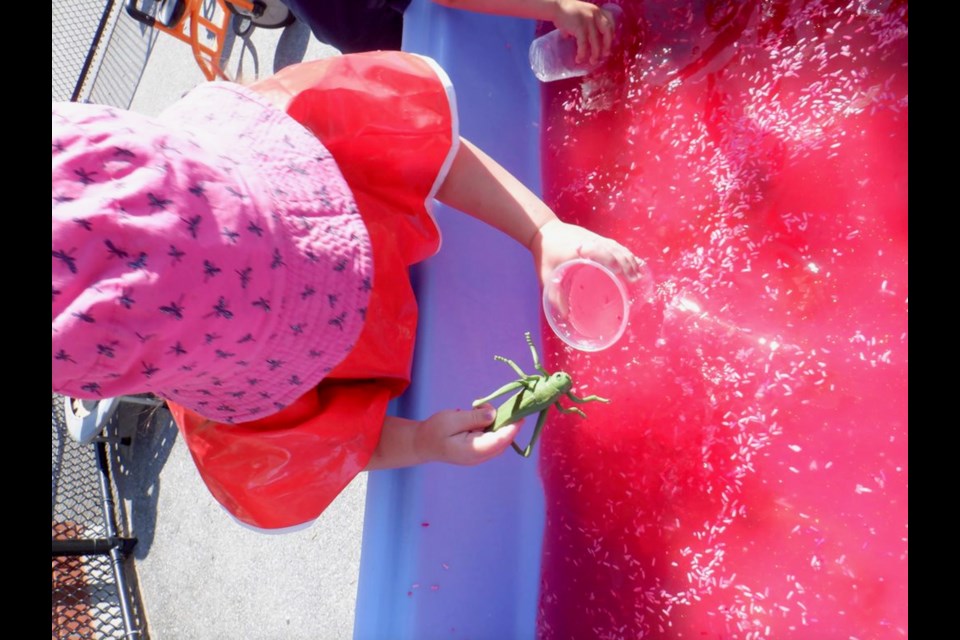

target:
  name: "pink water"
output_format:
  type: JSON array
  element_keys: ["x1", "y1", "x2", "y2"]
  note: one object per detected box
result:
[
  {"x1": 536, "y1": 2, "x2": 907, "y2": 638},
  {"x1": 564, "y1": 263, "x2": 627, "y2": 345}
]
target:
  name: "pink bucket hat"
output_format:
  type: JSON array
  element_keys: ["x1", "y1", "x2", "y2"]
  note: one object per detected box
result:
[{"x1": 52, "y1": 82, "x2": 373, "y2": 423}]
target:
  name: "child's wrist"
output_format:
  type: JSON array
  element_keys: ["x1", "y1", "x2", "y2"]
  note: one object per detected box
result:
[
  {"x1": 526, "y1": 218, "x2": 558, "y2": 251},
  {"x1": 548, "y1": 0, "x2": 564, "y2": 23},
  {"x1": 412, "y1": 417, "x2": 434, "y2": 465},
  {"x1": 552, "y1": 0, "x2": 575, "y2": 18}
]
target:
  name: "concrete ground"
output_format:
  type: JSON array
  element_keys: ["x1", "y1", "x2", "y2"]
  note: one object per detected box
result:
[{"x1": 94, "y1": 6, "x2": 368, "y2": 640}]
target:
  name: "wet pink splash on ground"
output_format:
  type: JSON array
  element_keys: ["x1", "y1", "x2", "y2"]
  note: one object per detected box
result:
[{"x1": 536, "y1": 1, "x2": 907, "y2": 638}]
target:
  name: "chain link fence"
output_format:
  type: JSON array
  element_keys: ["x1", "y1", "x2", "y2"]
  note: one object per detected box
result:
[{"x1": 53, "y1": 0, "x2": 155, "y2": 107}]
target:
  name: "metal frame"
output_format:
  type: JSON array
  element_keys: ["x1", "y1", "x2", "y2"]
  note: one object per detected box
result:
[{"x1": 52, "y1": 396, "x2": 145, "y2": 639}]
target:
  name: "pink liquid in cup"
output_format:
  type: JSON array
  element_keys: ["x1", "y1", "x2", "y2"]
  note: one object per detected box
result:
[{"x1": 543, "y1": 259, "x2": 630, "y2": 351}]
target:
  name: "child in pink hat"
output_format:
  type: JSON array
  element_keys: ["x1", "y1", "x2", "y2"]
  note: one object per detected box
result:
[{"x1": 52, "y1": 51, "x2": 641, "y2": 531}]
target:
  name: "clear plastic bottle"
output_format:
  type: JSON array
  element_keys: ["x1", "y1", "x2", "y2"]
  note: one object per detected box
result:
[{"x1": 528, "y1": 3, "x2": 623, "y2": 83}]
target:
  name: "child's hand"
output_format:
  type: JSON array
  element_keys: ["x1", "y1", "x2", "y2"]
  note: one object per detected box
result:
[
  {"x1": 416, "y1": 404, "x2": 523, "y2": 466},
  {"x1": 530, "y1": 218, "x2": 642, "y2": 287},
  {"x1": 550, "y1": 0, "x2": 617, "y2": 66}
]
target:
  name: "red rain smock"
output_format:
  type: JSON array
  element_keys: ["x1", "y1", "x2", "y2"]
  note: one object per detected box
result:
[{"x1": 166, "y1": 52, "x2": 458, "y2": 530}]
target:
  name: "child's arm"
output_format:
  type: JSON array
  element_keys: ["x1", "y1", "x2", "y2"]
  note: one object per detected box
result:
[
  {"x1": 435, "y1": 137, "x2": 643, "y2": 285},
  {"x1": 432, "y1": 0, "x2": 616, "y2": 65},
  {"x1": 365, "y1": 404, "x2": 522, "y2": 469}
]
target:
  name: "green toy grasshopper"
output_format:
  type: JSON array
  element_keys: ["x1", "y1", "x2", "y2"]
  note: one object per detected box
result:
[{"x1": 473, "y1": 331, "x2": 610, "y2": 457}]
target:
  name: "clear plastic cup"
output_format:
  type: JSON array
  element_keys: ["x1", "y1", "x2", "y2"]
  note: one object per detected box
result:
[{"x1": 542, "y1": 259, "x2": 633, "y2": 351}]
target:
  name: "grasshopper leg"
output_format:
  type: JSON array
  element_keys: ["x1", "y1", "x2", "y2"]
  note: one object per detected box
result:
[
  {"x1": 495, "y1": 355, "x2": 529, "y2": 379},
  {"x1": 524, "y1": 332, "x2": 549, "y2": 377},
  {"x1": 473, "y1": 380, "x2": 526, "y2": 408},
  {"x1": 554, "y1": 402, "x2": 587, "y2": 419},
  {"x1": 512, "y1": 408, "x2": 550, "y2": 457},
  {"x1": 566, "y1": 391, "x2": 610, "y2": 405}
]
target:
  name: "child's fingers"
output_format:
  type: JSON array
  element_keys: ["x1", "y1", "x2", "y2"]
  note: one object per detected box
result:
[
  {"x1": 461, "y1": 403, "x2": 497, "y2": 433},
  {"x1": 463, "y1": 420, "x2": 523, "y2": 463},
  {"x1": 579, "y1": 238, "x2": 642, "y2": 282},
  {"x1": 614, "y1": 246, "x2": 644, "y2": 282},
  {"x1": 573, "y1": 29, "x2": 588, "y2": 64},
  {"x1": 599, "y1": 9, "x2": 615, "y2": 58},
  {"x1": 586, "y1": 21, "x2": 601, "y2": 65}
]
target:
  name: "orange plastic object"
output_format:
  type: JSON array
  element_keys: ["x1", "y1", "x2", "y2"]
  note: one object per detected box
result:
[
  {"x1": 166, "y1": 52, "x2": 455, "y2": 530},
  {"x1": 136, "y1": 0, "x2": 253, "y2": 81}
]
